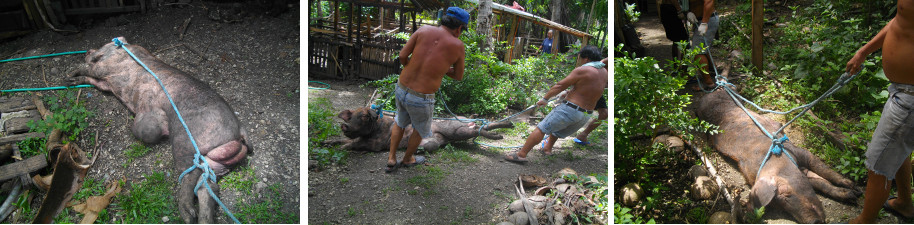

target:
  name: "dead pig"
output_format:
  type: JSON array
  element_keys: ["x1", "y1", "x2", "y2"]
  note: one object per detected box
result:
[
  {"x1": 329, "y1": 107, "x2": 514, "y2": 151},
  {"x1": 696, "y1": 89, "x2": 860, "y2": 224},
  {"x1": 68, "y1": 37, "x2": 249, "y2": 223}
]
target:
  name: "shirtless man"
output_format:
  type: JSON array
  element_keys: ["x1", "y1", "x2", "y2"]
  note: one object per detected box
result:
[
  {"x1": 686, "y1": 0, "x2": 718, "y2": 90},
  {"x1": 845, "y1": 0, "x2": 914, "y2": 223},
  {"x1": 386, "y1": 7, "x2": 468, "y2": 173},
  {"x1": 504, "y1": 46, "x2": 608, "y2": 162}
]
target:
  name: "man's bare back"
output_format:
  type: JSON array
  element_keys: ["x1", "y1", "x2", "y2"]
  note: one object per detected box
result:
[
  {"x1": 689, "y1": 0, "x2": 714, "y2": 21},
  {"x1": 398, "y1": 25, "x2": 466, "y2": 94},
  {"x1": 564, "y1": 66, "x2": 609, "y2": 110},
  {"x1": 883, "y1": 0, "x2": 914, "y2": 84}
]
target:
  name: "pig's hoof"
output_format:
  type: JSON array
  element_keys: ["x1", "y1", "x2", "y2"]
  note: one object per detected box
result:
[
  {"x1": 178, "y1": 170, "x2": 202, "y2": 223},
  {"x1": 65, "y1": 77, "x2": 84, "y2": 86}
]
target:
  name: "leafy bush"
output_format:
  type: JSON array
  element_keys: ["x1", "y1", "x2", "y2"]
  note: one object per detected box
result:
[
  {"x1": 307, "y1": 97, "x2": 341, "y2": 146},
  {"x1": 613, "y1": 43, "x2": 717, "y2": 155},
  {"x1": 27, "y1": 90, "x2": 94, "y2": 142},
  {"x1": 368, "y1": 28, "x2": 577, "y2": 116},
  {"x1": 17, "y1": 137, "x2": 46, "y2": 159}
]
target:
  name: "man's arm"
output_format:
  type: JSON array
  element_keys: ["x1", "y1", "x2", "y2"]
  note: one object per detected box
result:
[
  {"x1": 537, "y1": 68, "x2": 583, "y2": 106},
  {"x1": 846, "y1": 18, "x2": 893, "y2": 75},
  {"x1": 446, "y1": 47, "x2": 466, "y2": 81},
  {"x1": 399, "y1": 30, "x2": 420, "y2": 66},
  {"x1": 702, "y1": 0, "x2": 714, "y2": 23}
]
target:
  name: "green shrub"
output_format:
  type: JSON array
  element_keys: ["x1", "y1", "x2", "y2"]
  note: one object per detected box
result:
[
  {"x1": 307, "y1": 97, "x2": 341, "y2": 146},
  {"x1": 27, "y1": 90, "x2": 94, "y2": 142},
  {"x1": 368, "y1": 29, "x2": 577, "y2": 117}
]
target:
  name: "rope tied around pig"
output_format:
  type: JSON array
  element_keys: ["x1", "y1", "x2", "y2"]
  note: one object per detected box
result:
[
  {"x1": 111, "y1": 38, "x2": 241, "y2": 224},
  {"x1": 692, "y1": 36, "x2": 859, "y2": 179},
  {"x1": 370, "y1": 94, "x2": 553, "y2": 149}
]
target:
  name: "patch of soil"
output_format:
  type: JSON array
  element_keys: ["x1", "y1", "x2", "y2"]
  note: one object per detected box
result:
[
  {"x1": 0, "y1": 2, "x2": 299, "y2": 223},
  {"x1": 629, "y1": 2, "x2": 900, "y2": 223},
  {"x1": 307, "y1": 79, "x2": 609, "y2": 224}
]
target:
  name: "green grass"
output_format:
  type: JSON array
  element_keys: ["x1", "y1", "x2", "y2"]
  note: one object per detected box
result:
[
  {"x1": 222, "y1": 165, "x2": 256, "y2": 194},
  {"x1": 118, "y1": 172, "x2": 178, "y2": 224},
  {"x1": 405, "y1": 165, "x2": 449, "y2": 197},
  {"x1": 435, "y1": 145, "x2": 478, "y2": 164},
  {"x1": 73, "y1": 177, "x2": 107, "y2": 202},
  {"x1": 493, "y1": 121, "x2": 529, "y2": 138},
  {"x1": 125, "y1": 142, "x2": 151, "y2": 159},
  {"x1": 235, "y1": 184, "x2": 299, "y2": 223},
  {"x1": 54, "y1": 208, "x2": 74, "y2": 223},
  {"x1": 17, "y1": 137, "x2": 47, "y2": 159}
]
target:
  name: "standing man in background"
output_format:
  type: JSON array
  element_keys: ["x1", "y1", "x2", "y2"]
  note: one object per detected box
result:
[{"x1": 686, "y1": 0, "x2": 718, "y2": 91}]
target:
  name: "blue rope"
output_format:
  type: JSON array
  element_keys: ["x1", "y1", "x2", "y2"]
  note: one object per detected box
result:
[
  {"x1": 111, "y1": 38, "x2": 240, "y2": 224},
  {"x1": 308, "y1": 81, "x2": 330, "y2": 90},
  {"x1": 1, "y1": 84, "x2": 94, "y2": 93},
  {"x1": 692, "y1": 36, "x2": 859, "y2": 179},
  {"x1": 0, "y1": 50, "x2": 88, "y2": 63}
]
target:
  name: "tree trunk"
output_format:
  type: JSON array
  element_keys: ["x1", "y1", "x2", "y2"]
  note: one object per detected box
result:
[
  {"x1": 477, "y1": 0, "x2": 494, "y2": 52},
  {"x1": 550, "y1": 0, "x2": 564, "y2": 53}
]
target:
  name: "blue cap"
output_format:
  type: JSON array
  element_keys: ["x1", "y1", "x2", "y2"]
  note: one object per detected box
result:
[{"x1": 446, "y1": 7, "x2": 470, "y2": 25}]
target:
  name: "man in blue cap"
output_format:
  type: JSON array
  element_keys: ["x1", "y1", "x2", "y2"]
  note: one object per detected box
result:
[{"x1": 386, "y1": 7, "x2": 469, "y2": 173}]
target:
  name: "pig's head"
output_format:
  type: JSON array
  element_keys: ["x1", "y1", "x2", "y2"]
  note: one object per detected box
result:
[
  {"x1": 749, "y1": 174, "x2": 826, "y2": 223},
  {"x1": 80, "y1": 37, "x2": 155, "y2": 77},
  {"x1": 338, "y1": 107, "x2": 380, "y2": 139}
]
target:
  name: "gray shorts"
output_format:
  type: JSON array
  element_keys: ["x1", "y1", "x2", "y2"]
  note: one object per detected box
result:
[
  {"x1": 689, "y1": 13, "x2": 720, "y2": 54},
  {"x1": 394, "y1": 83, "x2": 436, "y2": 138},
  {"x1": 865, "y1": 83, "x2": 914, "y2": 180},
  {"x1": 537, "y1": 103, "x2": 591, "y2": 138}
]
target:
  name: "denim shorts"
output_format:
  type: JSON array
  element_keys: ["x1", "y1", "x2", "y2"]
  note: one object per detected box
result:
[
  {"x1": 537, "y1": 103, "x2": 591, "y2": 138},
  {"x1": 865, "y1": 83, "x2": 914, "y2": 180},
  {"x1": 394, "y1": 84, "x2": 436, "y2": 138},
  {"x1": 689, "y1": 13, "x2": 720, "y2": 54}
]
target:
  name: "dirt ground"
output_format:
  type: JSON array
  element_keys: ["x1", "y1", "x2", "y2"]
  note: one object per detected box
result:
[
  {"x1": 631, "y1": 2, "x2": 899, "y2": 223},
  {"x1": 0, "y1": 2, "x2": 299, "y2": 223},
  {"x1": 307, "y1": 79, "x2": 609, "y2": 224}
]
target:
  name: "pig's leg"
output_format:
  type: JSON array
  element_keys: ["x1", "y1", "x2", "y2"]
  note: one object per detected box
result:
[
  {"x1": 419, "y1": 133, "x2": 445, "y2": 152},
  {"x1": 67, "y1": 65, "x2": 113, "y2": 92},
  {"x1": 482, "y1": 121, "x2": 514, "y2": 130},
  {"x1": 178, "y1": 169, "x2": 202, "y2": 223},
  {"x1": 804, "y1": 169, "x2": 860, "y2": 203},
  {"x1": 132, "y1": 109, "x2": 169, "y2": 144},
  {"x1": 196, "y1": 175, "x2": 217, "y2": 224},
  {"x1": 788, "y1": 144, "x2": 856, "y2": 189}
]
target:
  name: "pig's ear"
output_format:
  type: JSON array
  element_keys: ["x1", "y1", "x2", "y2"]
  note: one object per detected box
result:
[
  {"x1": 367, "y1": 109, "x2": 378, "y2": 122},
  {"x1": 338, "y1": 110, "x2": 353, "y2": 121},
  {"x1": 749, "y1": 176, "x2": 777, "y2": 209}
]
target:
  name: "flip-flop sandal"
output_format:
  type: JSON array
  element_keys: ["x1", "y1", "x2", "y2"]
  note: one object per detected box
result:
[
  {"x1": 573, "y1": 138, "x2": 590, "y2": 146},
  {"x1": 883, "y1": 195, "x2": 914, "y2": 221},
  {"x1": 400, "y1": 156, "x2": 427, "y2": 168},
  {"x1": 384, "y1": 162, "x2": 401, "y2": 173},
  {"x1": 540, "y1": 135, "x2": 549, "y2": 149},
  {"x1": 504, "y1": 151, "x2": 528, "y2": 163}
]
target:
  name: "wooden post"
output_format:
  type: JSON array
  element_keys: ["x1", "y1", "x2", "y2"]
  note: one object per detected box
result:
[
  {"x1": 751, "y1": 0, "x2": 763, "y2": 76},
  {"x1": 348, "y1": 2, "x2": 353, "y2": 43},
  {"x1": 399, "y1": 0, "x2": 405, "y2": 31},
  {"x1": 507, "y1": 16, "x2": 519, "y2": 62},
  {"x1": 357, "y1": 4, "x2": 362, "y2": 46},
  {"x1": 412, "y1": 10, "x2": 417, "y2": 31}
]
